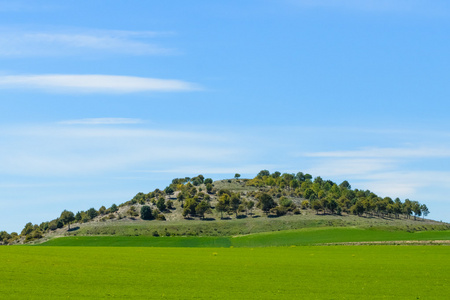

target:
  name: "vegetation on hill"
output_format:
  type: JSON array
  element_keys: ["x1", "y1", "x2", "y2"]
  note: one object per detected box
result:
[{"x1": 0, "y1": 170, "x2": 441, "y2": 245}]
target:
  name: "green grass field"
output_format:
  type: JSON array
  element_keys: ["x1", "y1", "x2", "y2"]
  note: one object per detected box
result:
[
  {"x1": 39, "y1": 227, "x2": 450, "y2": 247},
  {"x1": 1, "y1": 245, "x2": 448, "y2": 299}
]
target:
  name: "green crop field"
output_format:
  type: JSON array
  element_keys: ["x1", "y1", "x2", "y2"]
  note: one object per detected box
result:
[
  {"x1": 0, "y1": 245, "x2": 449, "y2": 299},
  {"x1": 38, "y1": 227, "x2": 450, "y2": 247}
]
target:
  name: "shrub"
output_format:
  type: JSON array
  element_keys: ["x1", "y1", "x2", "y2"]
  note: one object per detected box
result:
[
  {"x1": 279, "y1": 197, "x2": 293, "y2": 208},
  {"x1": 127, "y1": 206, "x2": 139, "y2": 217},
  {"x1": 270, "y1": 206, "x2": 288, "y2": 216},
  {"x1": 156, "y1": 214, "x2": 166, "y2": 221}
]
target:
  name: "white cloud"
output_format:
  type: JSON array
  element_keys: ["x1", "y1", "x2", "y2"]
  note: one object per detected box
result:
[
  {"x1": 0, "y1": 29, "x2": 174, "y2": 56},
  {"x1": 59, "y1": 118, "x2": 144, "y2": 125},
  {"x1": 300, "y1": 146, "x2": 450, "y2": 203},
  {"x1": 0, "y1": 125, "x2": 244, "y2": 176},
  {"x1": 0, "y1": 74, "x2": 200, "y2": 93}
]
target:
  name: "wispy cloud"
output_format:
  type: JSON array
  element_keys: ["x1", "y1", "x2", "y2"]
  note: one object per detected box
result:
[
  {"x1": 300, "y1": 145, "x2": 450, "y2": 201},
  {"x1": 0, "y1": 125, "x2": 244, "y2": 176},
  {"x1": 59, "y1": 118, "x2": 144, "y2": 125},
  {"x1": 0, "y1": 74, "x2": 201, "y2": 93},
  {"x1": 0, "y1": 29, "x2": 174, "y2": 57}
]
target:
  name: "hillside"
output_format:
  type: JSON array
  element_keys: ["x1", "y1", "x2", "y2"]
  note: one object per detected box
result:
[{"x1": 1, "y1": 170, "x2": 448, "y2": 245}]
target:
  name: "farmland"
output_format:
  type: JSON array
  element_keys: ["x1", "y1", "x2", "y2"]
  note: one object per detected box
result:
[
  {"x1": 1, "y1": 245, "x2": 448, "y2": 299},
  {"x1": 39, "y1": 227, "x2": 450, "y2": 247}
]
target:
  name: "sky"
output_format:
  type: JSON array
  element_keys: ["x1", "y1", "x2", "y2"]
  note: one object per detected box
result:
[{"x1": 1, "y1": 0, "x2": 450, "y2": 232}]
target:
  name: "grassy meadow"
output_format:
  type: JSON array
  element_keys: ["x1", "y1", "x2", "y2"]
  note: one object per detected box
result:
[{"x1": 1, "y1": 245, "x2": 448, "y2": 299}]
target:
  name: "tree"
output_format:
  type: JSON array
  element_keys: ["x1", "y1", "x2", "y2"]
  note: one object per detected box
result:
[
  {"x1": 206, "y1": 183, "x2": 213, "y2": 194},
  {"x1": 246, "y1": 200, "x2": 255, "y2": 215},
  {"x1": 402, "y1": 199, "x2": 413, "y2": 219},
  {"x1": 230, "y1": 194, "x2": 241, "y2": 217},
  {"x1": 192, "y1": 178, "x2": 202, "y2": 186},
  {"x1": 204, "y1": 178, "x2": 213, "y2": 184},
  {"x1": 21, "y1": 222, "x2": 34, "y2": 236},
  {"x1": 60, "y1": 210, "x2": 75, "y2": 230},
  {"x1": 165, "y1": 186, "x2": 174, "y2": 196},
  {"x1": 157, "y1": 197, "x2": 166, "y2": 212},
  {"x1": 48, "y1": 220, "x2": 58, "y2": 231},
  {"x1": 177, "y1": 193, "x2": 185, "y2": 207},
  {"x1": 256, "y1": 193, "x2": 277, "y2": 215},
  {"x1": 304, "y1": 188, "x2": 316, "y2": 200},
  {"x1": 167, "y1": 199, "x2": 174, "y2": 209},
  {"x1": 98, "y1": 206, "x2": 106, "y2": 215},
  {"x1": 86, "y1": 208, "x2": 98, "y2": 220},
  {"x1": 197, "y1": 174, "x2": 205, "y2": 183},
  {"x1": 257, "y1": 170, "x2": 270, "y2": 178},
  {"x1": 296, "y1": 172, "x2": 305, "y2": 181},
  {"x1": 351, "y1": 201, "x2": 365, "y2": 216},
  {"x1": 412, "y1": 201, "x2": 421, "y2": 220},
  {"x1": 216, "y1": 196, "x2": 229, "y2": 219},
  {"x1": 195, "y1": 201, "x2": 211, "y2": 219},
  {"x1": 327, "y1": 199, "x2": 338, "y2": 214},
  {"x1": 312, "y1": 200, "x2": 322, "y2": 214},
  {"x1": 421, "y1": 204, "x2": 430, "y2": 220},
  {"x1": 109, "y1": 204, "x2": 118, "y2": 213},
  {"x1": 75, "y1": 211, "x2": 82, "y2": 222},
  {"x1": 234, "y1": 173, "x2": 241, "y2": 179},
  {"x1": 339, "y1": 180, "x2": 351, "y2": 190},
  {"x1": 183, "y1": 198, "x2": 198, "y2": 218},
  {"x1": 140, "y1": 206, "x2": 153, "y2": 220}
]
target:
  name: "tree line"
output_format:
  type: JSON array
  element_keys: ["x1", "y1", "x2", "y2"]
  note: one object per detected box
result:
[{"x1": 246, "y1": 170, "x2": 430, "y2": 220}]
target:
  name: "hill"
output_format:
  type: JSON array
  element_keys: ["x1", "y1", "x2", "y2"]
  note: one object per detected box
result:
[{"x1": 1, "y1": 170, "x2": 448, "y2": 245}]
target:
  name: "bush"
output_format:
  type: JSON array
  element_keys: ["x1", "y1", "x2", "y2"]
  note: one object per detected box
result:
[
  {"x1": 279, "y1": 197, "x2": 293, "y2": 208},
  {"x1": 270, "y1": 206, "x2": 288, "y2": 216},
  {"x1": 127, "y1": 206, "x2": 139, "y2": 217},
  {"x1": 167, "y1": 200, "x2": 174, "y2": 209}
]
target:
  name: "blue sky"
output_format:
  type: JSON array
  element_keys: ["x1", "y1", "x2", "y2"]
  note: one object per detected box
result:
[{"x1": 1, "y1": 0, "x2": 450, "y2": 232}]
